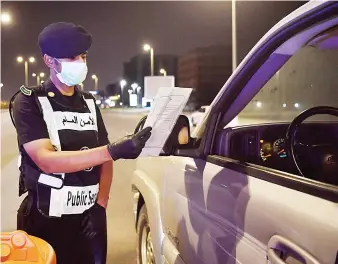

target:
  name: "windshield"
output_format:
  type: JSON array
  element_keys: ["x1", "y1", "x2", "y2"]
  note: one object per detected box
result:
[{"x1": 234, "y1": 38, "x2": 338, "y2": 126}]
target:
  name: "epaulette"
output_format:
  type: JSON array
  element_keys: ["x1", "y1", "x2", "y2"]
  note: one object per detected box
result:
[
  {"x1": 19, "y1": 85, "x2": 33, "y2": 96},
  {"x1": 10, "y1": 85, "x2": 45, "y2": 128},
  {"x1": 19, "y1": 85, "x2": 45, "y2": 96}
]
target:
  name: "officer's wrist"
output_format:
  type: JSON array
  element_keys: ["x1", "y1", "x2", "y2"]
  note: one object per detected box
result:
[
  {"x1": 96, "y1": 199, "x2": 108, "y2": 209},
  {"x1": 106, "y1": 144, "x2": 118, "y2": 161}
]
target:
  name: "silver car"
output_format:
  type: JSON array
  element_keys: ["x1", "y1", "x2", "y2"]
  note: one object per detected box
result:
[{"x1": 132, "y1": 1, "x2": 338, "y2": 264}]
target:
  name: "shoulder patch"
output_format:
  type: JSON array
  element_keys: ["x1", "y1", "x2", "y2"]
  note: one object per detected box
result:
[{"x1": 20, "y1": 85, "x2": 32, "y2": 96}]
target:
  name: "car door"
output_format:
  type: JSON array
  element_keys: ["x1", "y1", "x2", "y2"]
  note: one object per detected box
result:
[
  {"x1": 162, "y1": 156, "x2": 267, "y2": 264},
  {"x1": 162, "y1": 152, "x2": 338, "y2": 264},
  {"x1": 161, "y1": 2, "x2": 338, "y2": 264}
]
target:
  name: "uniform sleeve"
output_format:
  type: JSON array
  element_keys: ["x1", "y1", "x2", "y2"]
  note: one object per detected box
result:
[
  {"x1": 13, "y1": 92, "x2": 50, "y2": 146},
  {"x1": 93, "y1": 99, "x2": 110, "y2": 146}
]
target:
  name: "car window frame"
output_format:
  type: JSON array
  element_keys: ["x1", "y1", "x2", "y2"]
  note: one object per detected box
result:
[
  {"x1": 178, "y1": 3, "x2": 338, "y2": 161},
  {"x1": 192, "y1": 5, "x2": 338, "y2": 145},
  {"x1": 187, "y1": 3, "x2": 338, "y2": 202}
]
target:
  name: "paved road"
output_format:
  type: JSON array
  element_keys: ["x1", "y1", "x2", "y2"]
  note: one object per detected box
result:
[
  {"x1": 0, "y1": 108, "x2": 290, "y2": 263},
  {"x1": 1, "y1": 110, "x2": 146, "y2": 263}
]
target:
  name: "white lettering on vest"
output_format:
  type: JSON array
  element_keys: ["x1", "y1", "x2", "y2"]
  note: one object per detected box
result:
[{"x1": 55, "y1": 112, "x2": 97, "y2": 132}]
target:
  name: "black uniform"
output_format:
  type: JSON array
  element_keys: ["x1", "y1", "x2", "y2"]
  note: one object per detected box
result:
[
  {"x1": 13, "y1": 79, "x2": 109, "y2": 264},
  {"x1": 12, "y1": 22, "x2": 108, "y2": 264},
  {"x1": 11, "y1": 22, "x2": 153, "y2": 264}
]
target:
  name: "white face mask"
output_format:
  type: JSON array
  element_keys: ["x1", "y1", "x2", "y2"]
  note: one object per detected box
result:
[{"x1": 54, "y1": 59, "x2": 88, "y2": 86}]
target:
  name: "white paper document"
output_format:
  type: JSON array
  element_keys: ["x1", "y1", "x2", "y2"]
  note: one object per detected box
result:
[{"x1": 140, "y1": 87, "x2": 192, "y2": 157}]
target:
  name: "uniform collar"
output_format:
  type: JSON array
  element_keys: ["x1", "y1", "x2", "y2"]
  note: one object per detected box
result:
[{"x1": 43, "y1": 78, "x2": 81, "y2": 98}]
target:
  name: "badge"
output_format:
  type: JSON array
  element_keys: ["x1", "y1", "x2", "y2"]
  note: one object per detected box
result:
[
  {"x1": 19, "y1": 85, "x2": 32, "y2": 96},
  {"x1": 48, "y1": 92, "x2": 55, "y2": 97}
]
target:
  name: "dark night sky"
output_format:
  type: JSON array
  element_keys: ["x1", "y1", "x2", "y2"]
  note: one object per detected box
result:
[{"x1": 1, "y1": 1, "x2": 304, "y2": 100}]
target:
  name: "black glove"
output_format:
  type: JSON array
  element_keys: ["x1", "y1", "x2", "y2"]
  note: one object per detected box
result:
[
  {"x1": 81, "y1": 203, "x2": 106, "y2": 239},
  {"x1": 107, "y1": 126, "x2": 152, "y2": 161}
]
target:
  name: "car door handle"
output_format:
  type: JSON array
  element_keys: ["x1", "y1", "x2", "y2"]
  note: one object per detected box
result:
[{"x1": 268, "y1": 235, "x2": 320, "y2": 264}]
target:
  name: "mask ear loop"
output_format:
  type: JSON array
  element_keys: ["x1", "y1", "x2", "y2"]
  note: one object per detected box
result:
[{"x1": 53, "y1": 58, "x2": 62, "y2": 75}]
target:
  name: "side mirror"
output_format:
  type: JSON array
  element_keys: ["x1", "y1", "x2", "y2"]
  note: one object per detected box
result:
[
  {"x1": 133, "y1": 114, "x2": 192, "y2": 154},
  {"x1": 162, "y1": 115, "x2": 191, "y2": 154}
]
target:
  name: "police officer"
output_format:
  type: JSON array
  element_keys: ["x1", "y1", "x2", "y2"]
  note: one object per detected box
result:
[{"x1": 11, "y1": 22, "x2": 152, "y2": 264}]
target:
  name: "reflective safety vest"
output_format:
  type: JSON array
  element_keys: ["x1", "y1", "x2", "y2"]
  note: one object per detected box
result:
[{"x1": 10, "y1": 85, "x2": 101, "y2": 218}]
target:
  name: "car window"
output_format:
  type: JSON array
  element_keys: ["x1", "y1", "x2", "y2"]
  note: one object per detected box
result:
[
  {"x1": 221, "y1": 33, "x2": 338, "y2": 186},
  {"x1": 235, "y1": 45, "x2": 338, "y2": 126}
]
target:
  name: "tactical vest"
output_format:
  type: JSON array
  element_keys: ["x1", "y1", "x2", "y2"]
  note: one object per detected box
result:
[{"x1": 10, "y1": 85, "x2": 101, "y2": 218}]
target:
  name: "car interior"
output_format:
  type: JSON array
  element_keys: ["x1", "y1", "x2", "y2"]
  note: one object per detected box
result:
[{"x1": 212, "y1": 25, "x2": 338, "y2": 186}]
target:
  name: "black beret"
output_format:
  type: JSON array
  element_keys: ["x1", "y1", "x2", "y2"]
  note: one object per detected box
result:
[{"x1": 38, "y1": 22, "x2": 92, "y2": 58}]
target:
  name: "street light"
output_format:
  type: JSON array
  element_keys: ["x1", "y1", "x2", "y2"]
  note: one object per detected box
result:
[
  {"x1": 1, "y1": 12, "x2": 11, "y2": 24},
  {"x1": 143, "y1": 44, "x2": 154, "y2": 76},
  {"x1": 92, "y1": 74, "x2": 98, "y2": 90},
  {"x1": 39, "y1": 72, "x2": 45, "y2": 83},
  {"x1": 131, "y1": 83, "x2": 138, "y2": 92},
  {"x1": 120, "y1": 80, "x2": 127, "y2": 93},
  {"x1": 17, "y1": 56, "x2": 35, "y2": 86},
  {"x1": 79, "y1": 83, "x2": 84, "y2": 91},
  {"x1": 0, "y1": 83, "x2": 3, "y2": 88},
  {"x1": 143, "y1": 44, "x2": 151, "y2": 51},
  {"x1": 159, "y1": 68, "x2": 167, "y2": 76},
  {"x1": 32, "y1": 72, "x2": 45, "y2": 85},
  {"x1": 120, "y1": 80, "x2": 127, "y2": 88}
]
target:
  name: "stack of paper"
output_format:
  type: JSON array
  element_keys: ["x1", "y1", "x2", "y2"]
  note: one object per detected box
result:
[{"x1": 140, "y1": 87, "x2": 192, "y2": 157}]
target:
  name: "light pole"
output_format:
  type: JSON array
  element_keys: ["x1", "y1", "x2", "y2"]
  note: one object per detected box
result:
[
  {"x1": 159, "y1": 68, "x2": 167, "y2": 76},
  {"x1": 92, "y1": 74, "x2": 98, "y2": 90},
  {"x1": 1, "y1": 12, "x2": 11, "y2": 25},
  {"x1": 17, "y1": 56, "x2": 35, "y2": 86},
  {"x1": 143, "y1": 44, "x2": 154, "y2": 76},
  {"x1": 137, "y1": 86, "x2": 142, "y2": 106},
  {"x1": 120, "y1": 79, "x2": 127, "y2": 105},
  {"x1": 32, "y1": 72, "x2": 45, "y2": 85},
  {"x1": 32, "y1": 73, "x2": 37, "y2": 84},
  {"x1": 120, "y1": 80, "x2": 126, "y2": 94},
  {"x1": 232, "y1": 0, "x2": 237, "y2": 72},
  {"x1": 127, "y1": 89, "x2": 133, "y2": 107}
]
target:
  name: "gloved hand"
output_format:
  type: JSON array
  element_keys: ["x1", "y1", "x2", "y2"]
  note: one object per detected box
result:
[
  {"x1": 107, "y1": 126, "x2": 152, "y2": 161},
  {"x1": 82, "y1": 203, "x2": 106, "y2": 239}
]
